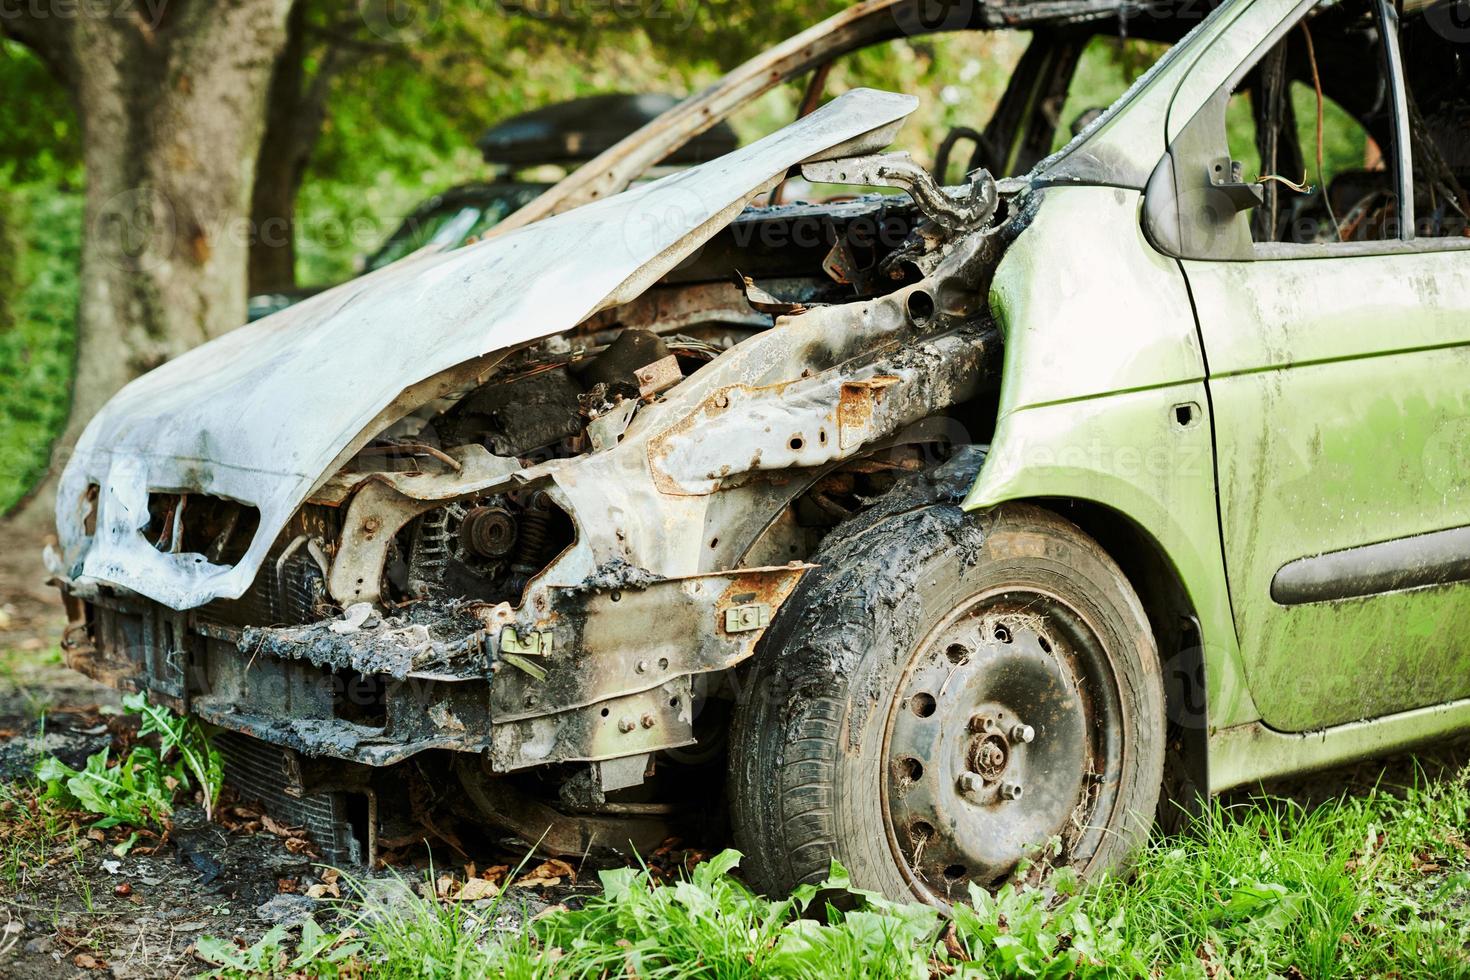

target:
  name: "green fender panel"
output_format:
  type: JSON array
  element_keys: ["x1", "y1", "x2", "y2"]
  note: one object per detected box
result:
[{"x1": 962, "y1": 183, "x2": 1259, "y2": 731}]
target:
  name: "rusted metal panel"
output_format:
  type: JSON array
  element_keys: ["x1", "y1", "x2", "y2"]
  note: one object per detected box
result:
[
  {"x1": 489, "y1": 678, "x2": 695, "y2": 771},
  {"x1": 491, "y1": 565, "x2": 809, "y2": 722}
]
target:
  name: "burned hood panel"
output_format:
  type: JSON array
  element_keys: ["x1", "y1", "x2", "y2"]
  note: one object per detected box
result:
[{"x1": 57, "y1": 88, "x2": 918, "y2": 610}]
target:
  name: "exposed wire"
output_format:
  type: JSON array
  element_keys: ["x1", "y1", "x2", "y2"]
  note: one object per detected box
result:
[
  {"x1": 1299, "y1": 21, "x2": 1342, "y2": 240},
  {"x1": 1257, "y1": 172, "x2": 1314, "y2": 194}
]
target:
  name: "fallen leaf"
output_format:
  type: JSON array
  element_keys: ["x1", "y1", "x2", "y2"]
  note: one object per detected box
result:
[
  {"x1": 481, "y1": 864, "x2": 509, "y2": 884},
  {"x1": 261, "y1": 814, "x2": 302, "y2": 838},
  {"x1": 306, "y1": 881, "x2": 340, "y2": 899},
  {"x1": 278, "y1": 878, "x2": 300, "y2": 894},
  {"x1": 454, "y1": 877, "x2": 499, "y2": 901},
  {"x1": 73, "y1": 953, "x2": 108, "y2": 970},
  {"x1": 942, "y1": 922, "x2": 968, "y2": 961},
  {"x1": 515, "y1": 858, "x2": 576, "y2": 888}
]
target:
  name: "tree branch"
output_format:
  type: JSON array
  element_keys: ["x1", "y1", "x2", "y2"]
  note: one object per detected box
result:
[{"x1": 0, "y1": 5, "x2": 78, "y2": 89}]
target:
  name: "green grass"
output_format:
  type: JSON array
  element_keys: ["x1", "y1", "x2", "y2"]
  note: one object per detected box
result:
[
  {"x1": 0, "y1": 183, "x2": 80, "y2": 515},
  {"x1": 192, "y1": 768, "x2": 1470, "y2": 979},
  {"x1": 0, "y1": 778, "x2": 83, "y2": 893}
]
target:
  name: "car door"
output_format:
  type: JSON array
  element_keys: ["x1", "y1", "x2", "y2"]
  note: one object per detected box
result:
[{"x1": 1153, "y1": 0, "x2": 1470, "y2": 732}]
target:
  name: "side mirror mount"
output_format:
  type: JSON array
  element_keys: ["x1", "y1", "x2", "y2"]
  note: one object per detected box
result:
[
  {"x1": 1141, "y1": 91, "x2": 1255, "y2": 261},
  {"x1": 1208, "y1": 157, "x2": 1265, "y2": 213}
]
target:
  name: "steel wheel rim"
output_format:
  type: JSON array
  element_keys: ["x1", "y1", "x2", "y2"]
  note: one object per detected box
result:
[{"x1": 879, "y1": 586, "x2": 1124, "y2": 903}]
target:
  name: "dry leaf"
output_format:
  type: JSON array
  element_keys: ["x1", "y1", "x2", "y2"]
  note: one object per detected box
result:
[
  {"x1": 942, "y1": 922, "x2": 968, "y2": 961},
  {"x1": 481, "y1": 864, "x2": 509, "y2": 884},
  {"x1": 454, "y1": 877, "x2": 499, "y2": 902},
  {"x1": 73, "y1": 953, "x2": 108, "y2": 970},
  {"x1": 261, "y1": 814, "x2": 301, "y2": 838},
  {"x1": 515, "y1": 858, "x2": 576, "y2": 888}
]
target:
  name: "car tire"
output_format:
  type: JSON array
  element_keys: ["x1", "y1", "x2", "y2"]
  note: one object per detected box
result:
[{"x1": 728, "y1": 500, "x2": 1164, "y2": 905}]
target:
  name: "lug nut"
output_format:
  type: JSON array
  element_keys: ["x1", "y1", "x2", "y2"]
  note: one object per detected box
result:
[
  {"x1": 999, "y1": 781, "x2": 1023, "y2": 801},
  {"x1": 636, "y1": 659, "x2": 649, "y2": 674},
  {"x1": 957, "y1": 772, "x2": 983, "y2": 795},
  {"x1": 1010, "y1": 724, "x2": 1035, "y2": 744},
  {"x1": 617, "y1": 717, "x2": 636, "y2": 734},
  {"x1": 640, "y1": 713, "x2": 656, "y2": 729}
]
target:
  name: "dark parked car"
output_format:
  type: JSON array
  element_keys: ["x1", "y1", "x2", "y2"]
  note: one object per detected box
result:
[{"x1": 247, "y1": 93, "x2": 739, "y2": 320}]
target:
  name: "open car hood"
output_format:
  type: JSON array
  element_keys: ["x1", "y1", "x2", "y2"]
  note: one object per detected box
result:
[{"x1": 56, "y1": 88, "x2": 917, "y2": 610}]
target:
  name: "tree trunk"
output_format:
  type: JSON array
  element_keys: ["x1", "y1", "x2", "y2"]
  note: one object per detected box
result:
[
  {"x1": 66, "y1": 0, "x2": 294, "y2": 435},
  {"x1": 1, "y1": 0, "x2": 294, "y2": 529},
  {"x1": 249, "y1": 0, "x2": 308, "y2": 294},
  {"x1": 250, "y1": 4, "x2": 349, "y2": 295}
]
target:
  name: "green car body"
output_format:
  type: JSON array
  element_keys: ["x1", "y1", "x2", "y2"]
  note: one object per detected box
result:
[{"x1": 972, "y1": 0, "x2": 1470, "y2": 790}]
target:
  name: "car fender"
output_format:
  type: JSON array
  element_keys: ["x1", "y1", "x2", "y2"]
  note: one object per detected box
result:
[{"x1": 962, "y1": 183, "x2": 1260, "y2": 731}]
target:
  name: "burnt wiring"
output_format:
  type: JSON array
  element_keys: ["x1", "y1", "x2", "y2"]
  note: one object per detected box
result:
[
  {"x1": 1257, "y1": 172, "x2": 1314, "y2": 194},
  {"x1": 1299, "y1": 20, "x2": 1342, "y2": 240}
]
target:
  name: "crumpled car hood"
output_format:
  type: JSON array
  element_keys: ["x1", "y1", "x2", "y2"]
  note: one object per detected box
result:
[{"x1": 55, "y1": 88, "x2": 917, "y2": 610}]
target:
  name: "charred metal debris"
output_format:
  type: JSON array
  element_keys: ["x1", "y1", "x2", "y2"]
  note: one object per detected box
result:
[{"x1": 57, "y1": 167, "x2": 1017, "y2": 859}]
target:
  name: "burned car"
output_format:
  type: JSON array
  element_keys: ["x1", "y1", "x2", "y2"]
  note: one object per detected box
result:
[{"x1": 50, "y1": 0, "x2": 1470, "y2": 906}]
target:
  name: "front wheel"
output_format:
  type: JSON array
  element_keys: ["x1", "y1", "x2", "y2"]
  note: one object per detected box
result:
[{"x1": 728, "y1": 502, "x2": 1164, "y2": 905}]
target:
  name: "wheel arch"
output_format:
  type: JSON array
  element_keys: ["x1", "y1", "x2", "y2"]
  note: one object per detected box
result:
[{"x1": 1033, "y1": 496, "x2": 1211, "y2": 821}]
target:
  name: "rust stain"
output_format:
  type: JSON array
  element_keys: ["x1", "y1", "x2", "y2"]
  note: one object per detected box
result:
[{"x1": 837, "y1": 375, "x2": 900, "y2": 435}]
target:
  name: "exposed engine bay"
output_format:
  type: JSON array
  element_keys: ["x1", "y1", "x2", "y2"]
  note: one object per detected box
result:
[{"x1": 50, "y1": 96, "x2": 1018, "y2": 860}]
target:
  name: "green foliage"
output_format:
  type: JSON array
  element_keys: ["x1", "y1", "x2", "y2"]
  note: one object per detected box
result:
[
  {"x1": 190, "y1": 769, "x2": 1470, "y2": 979},
  {"x1": 33, "y1": 694, "x2": 224, "y2": 836},
  {"x1": 1084, "y1": 773, "x2": 1470, "y2": 979},
  {"x1": 124, "y1": 690, "x2": 225, "y2": 819},
  {"x1": 0, "y1": 181, "x2": 80, "y2": 515},
  {"x1": 195, "y1": 919, "x2": 365, "y2": 979},
  {"x1": 0, "y1": 40, "x2": 82, "y2": 185},
  {"x1": 35, "y1": 746, "x2": 178, "y2": 836}
]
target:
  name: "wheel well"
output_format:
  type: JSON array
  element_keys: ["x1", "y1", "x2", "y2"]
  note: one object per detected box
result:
[{"x1": 1034, "y1": 498, "x2": 1209, "y2": 825}]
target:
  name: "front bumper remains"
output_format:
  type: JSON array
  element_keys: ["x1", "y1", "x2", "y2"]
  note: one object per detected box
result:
[{"x1": 58, "y1": 564, "x2": 806, "y2": 771}]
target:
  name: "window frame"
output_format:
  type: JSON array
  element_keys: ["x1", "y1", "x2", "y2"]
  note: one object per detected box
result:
[{"x1": 1145, "y1": 0, "x2": 1467, "y2": 260}]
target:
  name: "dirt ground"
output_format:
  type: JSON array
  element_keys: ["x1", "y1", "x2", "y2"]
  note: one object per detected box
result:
[{"x1": 2, "y1": 518, "x2": 1467, "y2": 979}]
